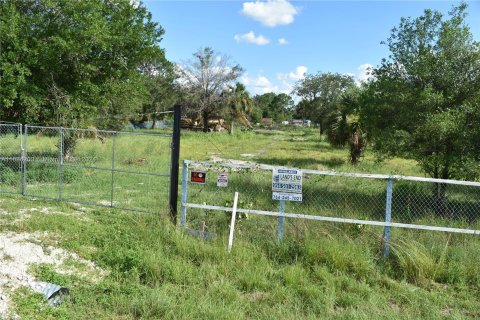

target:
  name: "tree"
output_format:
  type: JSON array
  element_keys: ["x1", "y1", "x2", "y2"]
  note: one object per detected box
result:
[
  {"x1": 293, "y1": 72, "x2": 355, "y2": 135},
  {"x1": 138, "y1": 60, "x2": 178, "y2": 129},
  {"x1": 0, "y1": 0, "x2": 166, "y2": 129},
  {"x1": 361, "y1": 3, "x2": 480, "y2": 215},
  {"x1": 1, "y1": 0, "x2": 168, "y2": 158},
  {"x1": 223, "y1": 82, "x2": 253, "y2": 130},
  {"x1": 252, "y1": 92, "x2": 276, "y2": 121},
  {"x1": 270, "y1": 93, "x2": 294, "y2": 122},
  {"x1": 253, "y1": 92, "x2": 294, "y2": 122},
  {"x1": 178, "y1": 47, "x2": 243, "y2": 132},
  {"x1": 327, "y1": 88, "x2": 366, "y2": 164}
]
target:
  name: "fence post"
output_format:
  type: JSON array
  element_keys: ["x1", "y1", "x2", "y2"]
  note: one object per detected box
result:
[
  {"x1": 278, "y1": 199, "x2": 285, "y2": 241},
  {"x1": 180, "y1": 160, "x2": 189, "y2": 226},
  {"x1": 110, "y1": 133, "x2": 116, "y2": 207},
  {"x1": 58, "y1": 127, "x2": 63, "y2": 200},
  {"x1": 22, "y1": 125, "x2": 27, "y2": 196},
  {"x1": 18, "y1": 124, "x2": 23, "y2": 195},
  {"x1": 169, "y1": 104, "x2": 181, "y2": 224},
  {"x1": 228, "y1": 192, "x2": 239, "y2": 253},
  {"x1": 383, "y1": 178, "x2": 393, "y2": 257}
]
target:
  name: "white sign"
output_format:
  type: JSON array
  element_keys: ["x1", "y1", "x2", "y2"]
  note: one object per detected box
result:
[
  {"x1": 272, "y1": 168, "x2": 303, "y2": 202},
  {"x1": 217, "y1": 173, "x2": 228, "y2": 187},
  {"x1": 272, "y1": 168, "x2": 303, "y2": 193},
  {"x1": 272, "y1": 192, "x2": 302, "y2": 202}
]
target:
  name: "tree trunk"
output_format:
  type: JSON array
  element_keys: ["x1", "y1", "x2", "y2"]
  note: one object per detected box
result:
[
  {"x1": 202, "y1": 111, "x2": 210, "y2": 133},
  {"x1": 61, "y1": 134, "x2": 77, "y2": 160},
  {"x1": 229, "y1": 121, "x2": 234, "y2": 134},
  {"x1": 151, "y1": 117, "x2": 156, "y2": 129},
  {"x1": 238, "y1": 112, "x2": 253, "y2": 129}
]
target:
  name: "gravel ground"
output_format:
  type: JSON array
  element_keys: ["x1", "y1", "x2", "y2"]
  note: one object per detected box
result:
[{"x1": 0, "y1": 231, "x2": 105, "y2": 318}]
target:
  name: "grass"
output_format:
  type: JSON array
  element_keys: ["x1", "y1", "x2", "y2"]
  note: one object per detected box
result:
[
  {"x1": 1, "y1": 196, "x2": 480, "y2": 319},
  {"x1": 0, "y1": 127, "x2": 480, "y2": 319}
]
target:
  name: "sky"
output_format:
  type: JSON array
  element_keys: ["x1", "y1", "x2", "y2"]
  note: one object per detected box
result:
[{"x1": 144, "y1": 0, "x2": 480, "y2": 96}]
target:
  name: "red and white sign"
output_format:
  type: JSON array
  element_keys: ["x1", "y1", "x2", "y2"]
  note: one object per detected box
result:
[{"x1": 191, "y1": 171, "x2": 206, "y2": 184}]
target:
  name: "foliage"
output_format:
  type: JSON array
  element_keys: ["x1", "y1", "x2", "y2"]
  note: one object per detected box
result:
[
  {"x1": 223, "y1": 82, "x2": 254, "y2": 129},
  {"x1": 177, "y1": 47, "x2": 243, "y2": 131},
  {"x1": 134, "y1": 59, "x2": 178, "y2": 128},
  {"x1": 361, "y1": 3, "x2": 480, "y2": 181},
  {"x1": 293, "y1": 72, "x2": 355, "y2": 134},
  {"x1": 252, "y1": 92, "x2": 294, "y2": 123},
  {"x1": 0, "y1": 0, "x2": 166, "y2": 129},
  {"x1": 327, "y1": 88, "x2": 367, "y2": 164}
]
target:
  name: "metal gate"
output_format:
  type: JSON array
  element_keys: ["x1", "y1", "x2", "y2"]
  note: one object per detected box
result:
[{"x1": 0, "y1": 110, "x2": 180, "y2": 215}]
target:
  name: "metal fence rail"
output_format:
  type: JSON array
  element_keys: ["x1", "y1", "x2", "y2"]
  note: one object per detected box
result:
[
  {"x1": 180, "y1": 160, "x2": 480, "y2": 252},
  {"x1": 0, "y1": 121, "x2": 174, "y2": 214}
]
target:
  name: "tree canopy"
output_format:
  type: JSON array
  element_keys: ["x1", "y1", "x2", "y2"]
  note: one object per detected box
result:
[
  {"x1": 361, "y1": 3, "x2": 480, "y2": 180},
  {"x1": 0, "y1": 0, "x2": 168, "y2": 129},
  {"x1": 252, "y1": 92, "x2": 294, "y2": 123},
  {"x1": 293, "y1": 72, "x2": 355, "y2": 134},
  {"x1": 178, "y1": 47, "x2": 243, "y2": 131}
]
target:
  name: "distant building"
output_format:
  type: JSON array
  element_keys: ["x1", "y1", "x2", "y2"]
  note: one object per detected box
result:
[
  {"x1": 260, "y1": 118, "x2": 273, "y2": 126},
  {"x1": 291, "y1": 119, "x2": 311, "y2": 127},
  {"x1": 291, "y1": 119, "x2": 303, "y2": 126}
]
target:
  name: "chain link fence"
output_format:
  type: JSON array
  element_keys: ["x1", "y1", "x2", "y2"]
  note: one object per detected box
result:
[
  {"x1": 0, "y1": 124, "x2": 22, "y2": 195},
  {"x1": 181, "y1": 160, "x2": 480, "y2": 245},
  {"x1": 0, "y1": 121, "x2": 173, "y2": 214}
]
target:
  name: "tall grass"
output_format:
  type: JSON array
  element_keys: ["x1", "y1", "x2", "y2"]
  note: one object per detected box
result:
[{"x1": 1, "y1": 128, "x2": 480, "y2": 318}]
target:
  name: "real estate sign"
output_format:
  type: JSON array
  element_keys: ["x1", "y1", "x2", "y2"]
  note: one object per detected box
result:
[{"x1": 272, "y1": 168, "x2": 303, "y2": 202}]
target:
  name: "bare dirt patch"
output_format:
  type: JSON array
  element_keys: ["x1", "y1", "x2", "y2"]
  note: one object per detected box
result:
[{"x1": 0, "y1": 232, "x2": 106, "y2": 318}]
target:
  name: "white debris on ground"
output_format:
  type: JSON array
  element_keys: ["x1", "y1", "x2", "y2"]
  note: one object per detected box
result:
[
  {"x1": 0, "y1": 231, "x2": 106, "y2": 318},
  {"x1": 209, "y1": 155, "x2": 253, "y2": 166},
  {"x1": 1, "y1": 205, "x2": 92, "y2": 227},
  {"x1": 97, "y1": 200, "x2": 113, "y2": 207}
]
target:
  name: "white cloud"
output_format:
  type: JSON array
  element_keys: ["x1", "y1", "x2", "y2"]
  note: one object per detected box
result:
[
  {"x1": 255, "y1": 76, "x2": 272, "y2": 87},
  {"x1": 241, "y1": 75, "x2": 251, "y2": 86},
  {"x1": 278, "y1": 38, "x2": 288, "y2": 45},
  {"x1": 355, "y1": 63, "x2": 373, "y2": 85},
  {"x1": 234, "y1": 31, "x2": 270, "y2": 45},
  {"x1": 241, "y1": 66, "x2": 307, "y2": 96},
  {"x1": 276, "y1": 66, "x2": 307, "y2": 96},
  {"x1": 241, "y1": 74, "x2": 278, "y2": 95},
  {"x1": 277, "y1": 66, "x2": 307, "y2": 82},
  {"x1": 241, "y1": 0, "x2": 299, "y2": 27}
]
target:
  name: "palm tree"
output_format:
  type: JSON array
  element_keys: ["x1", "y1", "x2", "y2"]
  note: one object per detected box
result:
[
  {"x1": 326, "y1": 89, "x2": 366, "y2": 164},
  {"x1": 224, "y1": 82, "x2": 254, "y2": 130}
]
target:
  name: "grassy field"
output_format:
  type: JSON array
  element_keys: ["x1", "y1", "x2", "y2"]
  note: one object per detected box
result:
[{"x1": 1, "y1": 127, "x2": 480, "y2": 319}]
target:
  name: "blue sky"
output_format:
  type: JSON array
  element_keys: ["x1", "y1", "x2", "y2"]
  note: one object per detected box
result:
[{"x1": 144, "y1": 0, "x2": 480, "y2": 96}]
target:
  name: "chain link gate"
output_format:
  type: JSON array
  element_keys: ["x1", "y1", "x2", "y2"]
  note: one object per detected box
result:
[
  {"x1": 0, "y1": 112, "x2": 178, "y2": 215},
  {"x1": 0, "y1": 123, "x2": 23, "y2": 195}
]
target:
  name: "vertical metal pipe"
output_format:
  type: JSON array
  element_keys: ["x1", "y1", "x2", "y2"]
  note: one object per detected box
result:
[
  {"x1": 58, "y1": 128, "x2": 63, "y2": 200},
  {"x1": 384, "y1": 178, "x2": 393, "y2": 257},
  {"x1": 169, "y1": 105, "x2": 181, "y2": 224},
  {"x1": 22, "y1": 125, "x2": 27, "y2": 196},
  {"x1": 278, "y1": 199, "x2": 285, "y2": 241},
  {"x1": 18, "y1": 124, "x2": 22, "y2": 194},
  {"x1": 180, "y1": 160, "x2": 189, "y2": 226},
  {"x1": 110, "y1": 133, "x2": 116, "y2": 207},
  {"x1": 228, "y1": 192, "x2": 239, "y2": 253}
]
